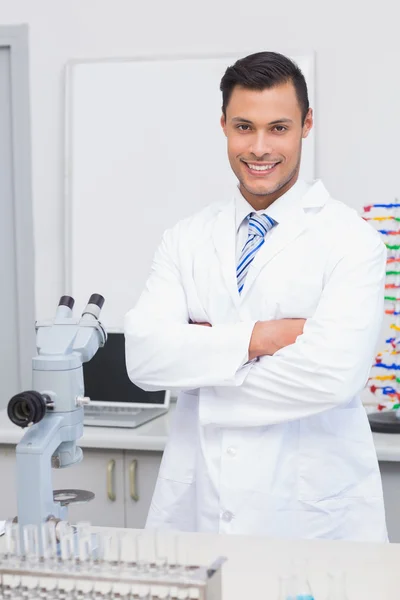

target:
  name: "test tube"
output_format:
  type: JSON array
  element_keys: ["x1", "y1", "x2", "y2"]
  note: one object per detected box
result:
[
  {"x1": 135, "y1": 533, "x2": 155, "y2": 574},
  {"x1": 155, "y1": 584, "x2": 171, "y2": 600},
  {"x1": 118, "y1": 532, "x2": 135, "y2": 572},
  {"x1": 4, "y1": 522, "x2": 21, "y2": 564},
  {"x1": 100, "y1": 532, "x2": 121, "y2": 570},
  {"x1": 90, "y1": 532, "x2": 102, "y2": 572},
  {"x1": 55, "y1": 520, "x2": 74, "y2": 565},
  {"x1": 176, "y1": 587, "x2": 191, "y2": 600},
  {"x1": 9, "y1": 575, "x2": 24, "y2": 600},
  {"x1": 154, "y1": 530, "x2": 169, "y2": 575},
  {"x1": 169, "y1": 586, "x2": 178, "y2": 600},
  {"x1": 41, "y1": 522, "x2": 58, "y2": 568},
  {"x1": 174, "y1": 536, "x2": 191, "y2": 580},
  {"x1": 23, "y1": 525, "x2": 40, "y2": 567},
  {"x1": 91, "y1": 587, "x2": 104, "y2": 600},
  {"x1": 136, "y1": 583, "x2": 150, "y2": 600},
  {"x1": 76, "y1": 522, "x2": 93, "y2": 570},
  {"x1": 130, "y1": 584, "x2": 141, "y2": 600},
  {"x1": 59, "y1": 528, "x2": 75, "y2": 571}
]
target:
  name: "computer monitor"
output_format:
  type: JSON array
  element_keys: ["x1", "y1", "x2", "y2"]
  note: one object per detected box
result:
[{"x1": 82, "y1": 332, "x2": 170, "y2": 409}]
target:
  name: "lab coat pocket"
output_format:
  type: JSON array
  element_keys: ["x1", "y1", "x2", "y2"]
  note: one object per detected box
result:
[
  {"x1": 158, "y1": 392, "x2": 198, "y2": 484},
  {"x1": 298, "y1": 407, "x2": 379, "y2": 502},
  {"x1": 274, "y1": 277, "x2": 322, "y2": 319}
]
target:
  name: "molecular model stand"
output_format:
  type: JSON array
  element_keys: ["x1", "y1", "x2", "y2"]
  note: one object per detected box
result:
[{"x1": 363, "y1": 201, "x2": 400, "y2": 432}]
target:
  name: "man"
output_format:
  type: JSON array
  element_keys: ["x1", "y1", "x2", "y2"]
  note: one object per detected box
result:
[{"x1": 124, "y1": 52, "x2": 387, "y2": 541}]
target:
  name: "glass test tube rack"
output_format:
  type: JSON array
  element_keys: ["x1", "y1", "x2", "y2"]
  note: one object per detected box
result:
[{"x1": 0, "y1": 522, "x2": 225, "y2": 600}]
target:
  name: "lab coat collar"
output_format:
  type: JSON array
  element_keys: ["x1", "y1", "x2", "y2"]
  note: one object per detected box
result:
[
  {"x1": 234, "y1": 178, "x2": 319, "y2": 232},
  {"x1": 213, "y1": 179, "x2": 330, "y2": 307}
]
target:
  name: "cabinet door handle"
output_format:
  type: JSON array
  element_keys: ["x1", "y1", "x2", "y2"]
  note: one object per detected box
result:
[
  {"x1": 129, "y1": 459, "x2": 139, "y2": 502},
  {"x1": 107, "y1": 459, "x2": 116, "y2": 501}
]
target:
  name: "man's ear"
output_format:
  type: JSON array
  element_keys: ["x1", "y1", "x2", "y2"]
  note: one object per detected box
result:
[
  {"x1": 302, "y1": 108, "x2": 313, "y2": 139},
  {"x1": 220, "y1": 114, "x2": 227, "y2": 136}
]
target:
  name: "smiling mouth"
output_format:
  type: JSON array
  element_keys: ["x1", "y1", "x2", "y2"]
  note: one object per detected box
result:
[{"x1": 241, "y1": 160, "x2": 280, "y2": 175}]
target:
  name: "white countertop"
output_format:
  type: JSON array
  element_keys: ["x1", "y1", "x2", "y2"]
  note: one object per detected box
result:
[
  {"x1": 0, "y1": 408, "x2": 171, "y2": 452},
  {"x1": 0, "y1": 527, "x2": 399, "y2": 600},
  {"x1": 2, "y1": 406, "x2": 400, "y2": 461}
]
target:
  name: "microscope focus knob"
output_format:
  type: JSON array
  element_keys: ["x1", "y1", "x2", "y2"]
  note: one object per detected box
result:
[{"x1": 76, "y1": 395, "x2": 91, "y2": 407}]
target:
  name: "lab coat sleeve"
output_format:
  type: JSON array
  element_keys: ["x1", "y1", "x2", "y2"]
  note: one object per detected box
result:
[
  {"x1": 124, "y1": 229, "x2": 255, "y2": 391},
  {"x1": 199, "y1": 232, "x2": 387, "y2": 427}
]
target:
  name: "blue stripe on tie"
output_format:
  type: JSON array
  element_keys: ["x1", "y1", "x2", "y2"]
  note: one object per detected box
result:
[
  {"x1": 266, "y1": 215, "x2": 275, "y2": 227},
  {"x1": 237, "y1": 249, "x2": 264, "y2": 287},
  {"x1": 236, "y1": 238, "x2": 264, "y2": 277},
  {"x1": 252, "y1": 217, "x2": 268, "y2": 234},
  {"x1": 236, "y1": 238, "x2": 264, "y2": 272},
  {"x1": 236, "y1": 213, "x2": 276, "y2": 294},
  {"x1": 249, "y1": 222, "x2": 265, "y2": 236},
  {"x1": 241, "y1": 236, "x2": 254, "y2": 252}
]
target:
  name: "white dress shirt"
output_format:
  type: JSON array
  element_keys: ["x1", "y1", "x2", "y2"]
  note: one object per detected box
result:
[{"x1": 235, "y1": 178, "x2": 312, "y2": 260}]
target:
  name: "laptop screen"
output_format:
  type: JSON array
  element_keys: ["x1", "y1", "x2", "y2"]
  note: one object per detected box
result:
[{"x1": 83, "y1": 332, "x2": 166, "y2": 405}]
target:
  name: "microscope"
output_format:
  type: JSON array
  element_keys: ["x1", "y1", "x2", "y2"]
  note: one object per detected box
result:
[{"x1": 7, "y1": 294, "x2": 107, "y2": 530}]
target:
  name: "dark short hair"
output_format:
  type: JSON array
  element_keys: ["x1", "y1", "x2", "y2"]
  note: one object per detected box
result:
[{"x1": 220, "y1": 51, "x2": 309, "y2": 125}]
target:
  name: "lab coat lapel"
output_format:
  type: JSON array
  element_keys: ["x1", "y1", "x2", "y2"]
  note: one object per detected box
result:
[
  {"x1": 239, "y1": 210, "x2": 307, "y2": 301},
  {"x1": 211, "y1": 181, "x2": 330, "y2": 306},
  {"x1": 212, "y1": 201, "x2": 240, "y2": 309},
  {"x1": 239, "y1": 180, "x2": 329, "y2": 302}
]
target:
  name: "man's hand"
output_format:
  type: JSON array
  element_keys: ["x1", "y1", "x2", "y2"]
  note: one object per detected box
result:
[{"x1": 249, "y1": 319, "x2": 306, "y2": 360}]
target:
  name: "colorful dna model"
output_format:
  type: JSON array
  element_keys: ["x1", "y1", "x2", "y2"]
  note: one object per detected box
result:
[{"x1": 363, "y1": 202, "x2": 400, "y2": 429}]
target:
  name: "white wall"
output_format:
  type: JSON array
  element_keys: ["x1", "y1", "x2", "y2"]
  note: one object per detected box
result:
[{"x1": 0, "y1": 0, "x2": 398, "y2": 319}]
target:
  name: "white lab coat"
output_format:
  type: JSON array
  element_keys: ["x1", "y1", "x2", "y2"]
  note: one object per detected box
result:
[{"x1": 124, "y1": 180, "x2": 388, "y2": 541}]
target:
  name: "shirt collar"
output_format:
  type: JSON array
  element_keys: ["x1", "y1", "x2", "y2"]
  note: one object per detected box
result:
[{"x1": 234, "y1": 179, "x2": 312, "y2": 232}]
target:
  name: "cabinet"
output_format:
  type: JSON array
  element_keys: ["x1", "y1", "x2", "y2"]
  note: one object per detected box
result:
[
  {"x1": 0, "y1": 445, "x2": 162, "y2": 528},
  {"x1": 123, "y1": 451, "x2": 160, "y2": 528}
]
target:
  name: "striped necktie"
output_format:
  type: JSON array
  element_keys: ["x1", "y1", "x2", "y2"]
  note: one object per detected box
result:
[{"x1": 236, "y1": 213, "x2": 276, "y2": 294}]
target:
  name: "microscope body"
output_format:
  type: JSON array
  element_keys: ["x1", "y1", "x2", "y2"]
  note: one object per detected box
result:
[{"x1": 9, "y1": 296, "x2": 107, "y2": 529}]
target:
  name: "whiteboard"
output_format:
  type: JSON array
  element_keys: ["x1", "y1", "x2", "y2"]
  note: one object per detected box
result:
[{"x1": 65, "y1": 53, "x2": 315, "y2": 330}]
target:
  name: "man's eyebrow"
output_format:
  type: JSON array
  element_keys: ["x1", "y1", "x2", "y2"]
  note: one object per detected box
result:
[{"x1": 231, "y1": 117, "x2": 294, "y2": 125}]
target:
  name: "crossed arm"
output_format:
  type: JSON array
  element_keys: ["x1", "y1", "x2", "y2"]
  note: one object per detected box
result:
[
  {"x1": 124, "y1": 227, "x2": 386, "y2": 426},
  {"x1": 194, "y1": 319, "x2": 306, "y2": 360}
]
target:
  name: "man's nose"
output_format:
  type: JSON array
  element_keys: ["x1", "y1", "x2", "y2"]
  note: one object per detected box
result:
[{"x1": 249, "y1": 132, "x2": 273, "y2": 158}]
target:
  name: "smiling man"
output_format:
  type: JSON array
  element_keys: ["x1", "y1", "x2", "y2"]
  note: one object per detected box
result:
[
  {"x1": 125, "y1": 52, "x2": 388, "y2": 541},
  {"x1": 222, "y1": 79, "x2": 312, "y2": 210}
]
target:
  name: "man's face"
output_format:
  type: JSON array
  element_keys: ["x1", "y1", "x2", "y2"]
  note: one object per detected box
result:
[{"x1": 221, "y1": 82, "x2": 313, "y2": 209}]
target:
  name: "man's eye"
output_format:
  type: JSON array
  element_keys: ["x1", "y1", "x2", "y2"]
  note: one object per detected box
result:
[
  {"x1": 236, "y1": 124, "x2": 251, "y2": 131},
  {"x1": 274, "y1": 125, "x2": 287, "y2": 132}
]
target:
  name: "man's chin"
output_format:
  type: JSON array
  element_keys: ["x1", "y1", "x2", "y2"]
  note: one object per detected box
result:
[{"x1": 242, "y1": 180, "x2": 279, "y2": 197}]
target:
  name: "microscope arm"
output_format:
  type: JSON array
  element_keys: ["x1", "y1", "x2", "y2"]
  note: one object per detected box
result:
[{"x1": 16, "y1": 409, "x2": 84, "y2": 526}]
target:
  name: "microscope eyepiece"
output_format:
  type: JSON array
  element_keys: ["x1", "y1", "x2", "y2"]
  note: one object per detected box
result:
[
  {"x1": 58, "y1": 296, "x2": 75, "y2": 310},
  {"x1": 8, "y1": 391, "x2": 48, "y2": 428},
  {"x1": 81, "y1": 294, "x2": 105, "y2": 321},
  {"x1": 88, "y1": 294, "x2": 105, "y2": 309}
]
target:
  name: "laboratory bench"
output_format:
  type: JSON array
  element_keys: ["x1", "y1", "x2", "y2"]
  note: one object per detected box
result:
[
  {"x1": 1, "y1": 406, "x2": 400, "y2": 540},
  {"x1": 0, "y1": 526, "x2": 399, "y2": 600}
]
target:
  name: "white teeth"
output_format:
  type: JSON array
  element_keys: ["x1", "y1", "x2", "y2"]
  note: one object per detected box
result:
[{"x1": 246, "y1": 163, "x2": 277, "y2": 171}]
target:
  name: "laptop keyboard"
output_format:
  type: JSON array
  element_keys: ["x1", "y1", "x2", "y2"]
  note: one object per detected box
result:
[{"x1": 84, "y1": 404, "x2": 142, "y2": 417}]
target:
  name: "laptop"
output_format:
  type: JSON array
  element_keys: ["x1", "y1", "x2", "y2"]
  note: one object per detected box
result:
[{"x1": 82, "y1": 332, "x2": 170, "y2": 428}]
